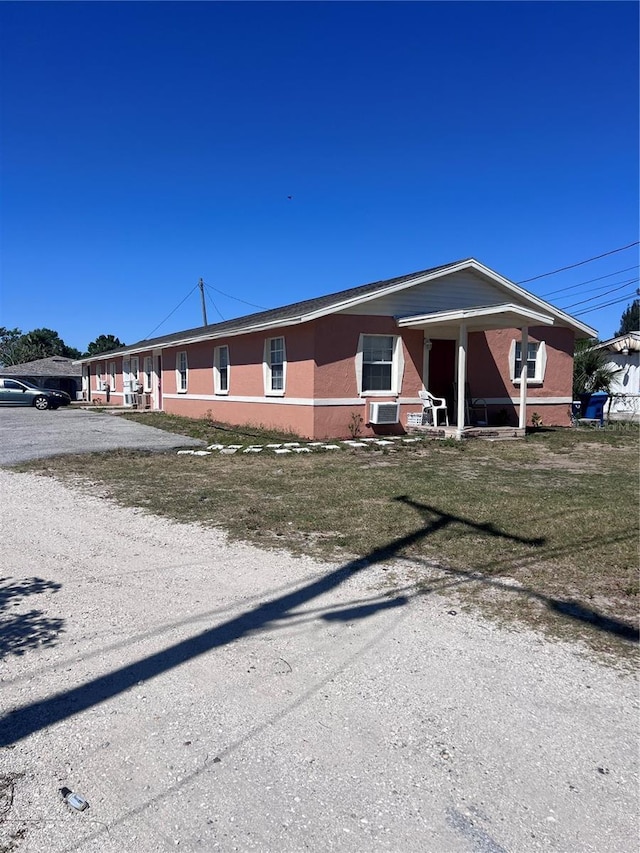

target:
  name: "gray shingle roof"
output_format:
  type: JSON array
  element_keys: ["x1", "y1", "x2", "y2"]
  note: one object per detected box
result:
[
  {"x1": 78, "y1": 259, "x2": 470, "y2": 360},
  {"x1": 0, "y1": 356, "x2": 81, "y2": 377}
]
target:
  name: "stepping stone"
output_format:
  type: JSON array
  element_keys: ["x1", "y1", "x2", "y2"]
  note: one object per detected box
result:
[
  {"x1": 266, "y1": 444, "x2": 282, "y2": 448},
  {"x1": 220, "y1": 448, "x2": 238, "y2": 455},
  {"x1": 283, "y1": 442, "x2": 300, "y2": 447},
  {"x1": 192, "y1": 450, "x2": 212, "y2": 456},
  {"x1": 402, "y1": 437, "x2": 421, "y2": 443},
  {"x1": 321, "y1": 444, "x2": 340, "y2": 450},
  {"x1": 207, "y1": 444, "x2": 224, "y2": 451},
  {"x1": 243, "y1": 447, "x2": 263, "y2": 453},
  {"x1": 177, "y1": 450, "x2": 195, "y2": 455},
  {"x1": 273, "y1": 448, "x2": 292, "y2": 454},
  {"x1": 293, "y1": 447, "x2": 311, "y2": 453},
  {"x1": 373, "y1": 440, "x2": 394, "y2": 446},
  {"x1": 307, "y1": 442, "x2": 324, "y2": 447},
  {"x1": 226, "y1": 445, "x2": 243, "y2": 450},
  {"x1": 343, "y1": 441, "x2": 367, "y2": 448}
]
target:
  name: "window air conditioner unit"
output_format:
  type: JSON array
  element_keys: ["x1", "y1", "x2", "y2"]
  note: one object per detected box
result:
[{"x1": 369, "y1": 402, "x2": 400, "y2": 425}]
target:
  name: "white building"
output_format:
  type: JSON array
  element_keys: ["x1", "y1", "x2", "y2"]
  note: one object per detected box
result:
[{"x1": 593, "y1": 332, "x2": 640, "y2": 422}]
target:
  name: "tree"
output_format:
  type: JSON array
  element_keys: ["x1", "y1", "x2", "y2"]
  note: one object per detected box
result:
[
  {"x1": 573, "y1": 339, "x2": 620, "y2": 398},
  {"x1": 0, "y1": 327, "x2": 81, "y2": 366},
  {"x1": 0, "y1": 328, "x2": 24, "y2": 366},
  {"x1": 18, "y1": 328, "x2": 82, "y2": 361},
  {"x1": 85, "y1": 334, "x2": 125, "y2": 356},
  {"x1": 614, "y1": 299, "x2": 639, "y2": 336}
]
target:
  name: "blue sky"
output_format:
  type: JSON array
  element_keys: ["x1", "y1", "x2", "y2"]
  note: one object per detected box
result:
[{"x1": 1, "y1": 1, "x2": 638, "y2": 352}]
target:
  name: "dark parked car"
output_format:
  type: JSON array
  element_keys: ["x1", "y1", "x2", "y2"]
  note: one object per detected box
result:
[{"x1": 0, "y1": 377, "x2": 71, "y2": 410}]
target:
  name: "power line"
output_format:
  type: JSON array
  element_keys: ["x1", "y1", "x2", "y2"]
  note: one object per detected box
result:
[
  {"x1": 518, "y1": 241, "x2": 639, "y2": 284},
  {"x1": 572, "y1": 291, "x2": 640, "y2": 318},
  {"x1": 204, "y1": 282, "x2": 267, "y2": 311},
  {"x1": 539, "y1": 265, "x2": 640, "y2": 297},
  {"x1": 204, "y1": 287, "x2": 225, "y2": 322},
  {"x1": 142, "y1": 283, "x2": 199, "y2": 340},
  {"x1": 140, "y1": 243, "x2": 639, "y2": 340},
  {"x1": 558, "y1": 278, "x2": 640, "y2": 310}
]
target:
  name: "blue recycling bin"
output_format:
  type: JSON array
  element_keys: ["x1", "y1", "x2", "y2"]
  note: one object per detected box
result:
[{"x1": 579, "y1": 392, "x2": 608, "y2": 425}]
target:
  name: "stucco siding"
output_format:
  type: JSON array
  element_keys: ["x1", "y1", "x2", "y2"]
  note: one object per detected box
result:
[{"x1": 467, "y1": 327, "x2": 574, "y2": 426}]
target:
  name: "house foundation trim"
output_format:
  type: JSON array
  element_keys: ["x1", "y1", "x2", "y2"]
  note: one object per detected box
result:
[{"x1": 162, "y1": 394, "x2": 422, "y2": 407}]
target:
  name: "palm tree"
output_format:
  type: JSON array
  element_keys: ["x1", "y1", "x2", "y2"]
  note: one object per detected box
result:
[{"x1": 572, "y1": 340, "x2": 620, "y2": 399}]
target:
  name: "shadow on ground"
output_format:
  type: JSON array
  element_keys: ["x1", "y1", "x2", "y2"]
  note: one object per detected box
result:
[
  {"x1": 394, "y1": 496, "x2": 639, "y2": 644},
  {"x1": 1, "y1": 495, "x2": 635, "y2": 750},
  {"x1": 0, "y1": 577, "x2": 64, "y2": 659}
]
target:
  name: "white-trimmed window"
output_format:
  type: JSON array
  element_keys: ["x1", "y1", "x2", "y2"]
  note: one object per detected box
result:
[
  {"x1": 143, "y1": 356, "x2": 153, "y2": 392},
  {"x1": 214, "y1": 345, "x2": 230, "y2": 394},
  {"x1": 264, "y1": 336, "x2": 286, "y2": 395},
  {"x1": 509, "y1": 339, "x2": 547, "y2": 384},
  {"x1": 176, "y1": 351, "x2": 188, "y2": 393},
  {"x1": 356, "y1": 334, "x2": 405, "y2": 395},
  {"x1": 108, "y1": 362, "x2": 116, "y2": 391},
  {"x1": 130, "y1": 356, "x2": 139, "y2": 387},
  {"x1": 95, "y1": 362, "x2": 105, "y2": 390}
]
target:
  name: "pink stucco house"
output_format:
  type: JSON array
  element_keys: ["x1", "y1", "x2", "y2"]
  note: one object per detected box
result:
[{"x1": 77, "y1": 259, "x2": 596, "y2": 439}]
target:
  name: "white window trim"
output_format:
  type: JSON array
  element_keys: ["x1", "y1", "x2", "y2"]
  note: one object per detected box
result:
[
  {"x1": 108, "y1": 362, "x2": 116, "y2": 391},
  {"x1": 143, "y1": 356, "x2": 153, "y2": 393},
  {"x1": 263, "y1": 337, "x2": 286, "y2": 397},
  {"x1": 509, "y1": 339, "x2": 547, "y2": 385},
  {"x1": 95, "y1": 362, "x2": 107, "y2": 391},
  {"x1": 213, "y1": 345, "x2": 230, "y2": 395},
  {"x1": 176, "y1": 351, "x2": 188, "y2": 393},
  {"x1": 355, "y1": 333, "x2": 405, "y2": 397}
]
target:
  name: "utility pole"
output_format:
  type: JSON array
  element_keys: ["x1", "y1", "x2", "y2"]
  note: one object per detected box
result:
[{"x1": 198, "y1": 278, "x2": 208, "y2": 326}]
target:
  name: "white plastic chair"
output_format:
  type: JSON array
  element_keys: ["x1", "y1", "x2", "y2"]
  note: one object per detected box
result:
[{"x1": 418, "y1": 390, "x2": 449, "y2": 426}]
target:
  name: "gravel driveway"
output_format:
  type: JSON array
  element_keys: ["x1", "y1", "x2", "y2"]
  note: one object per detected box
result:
[
  {"x1": 0, "y1": 469, "x2": 637, "y2": 853},
  {"x1": 0, "y1": 408, "x2": 204, "y2": 465}
]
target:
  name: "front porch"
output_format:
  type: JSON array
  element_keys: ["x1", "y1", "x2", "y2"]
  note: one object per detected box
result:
[
  {"x1": 397, "y1": 301, "x2": 558, "y2": 440},
  {"x1": 406, "y1": 423, "x2": 526, "y2": 441}
]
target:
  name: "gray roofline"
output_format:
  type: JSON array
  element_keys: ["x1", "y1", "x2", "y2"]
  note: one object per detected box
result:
[
  {"x1": 76, "y1": 259, "x2": 470, "y2": 362},
  {"x1": 75, "y1": 258, "x2": 596, "y2": 363}
]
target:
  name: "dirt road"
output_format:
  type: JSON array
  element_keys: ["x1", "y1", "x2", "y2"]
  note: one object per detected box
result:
[{"x1": 0, "y1": 468, "x2": 637, "y2": 852}]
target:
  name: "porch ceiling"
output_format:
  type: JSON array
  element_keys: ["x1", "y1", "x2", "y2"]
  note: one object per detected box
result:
[{"x1": 396, "y1": 302, "x2": 555, "y2": 332}]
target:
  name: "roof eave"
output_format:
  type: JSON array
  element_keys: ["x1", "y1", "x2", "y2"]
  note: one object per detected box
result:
[
  {"x1": 75, "y1": 316, "x2": 307, "y2": 362},
  {"x1": 397, "y1": 303, "x2": 555, "y2": 329},
  {"x1": 465, "y1": 261, "x2": 598, "y2": 337}
]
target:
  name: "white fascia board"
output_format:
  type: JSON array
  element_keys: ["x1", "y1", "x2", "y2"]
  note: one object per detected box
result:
[
  {"x1": 159, "y1": 316, "x2": 305, "y2": 349},
  {"x1": 77, "y1": 318, "x2": 306, "y2": 363},
  {"x1": 397, "y1": 303, "x2": 555, "y2": 328},
  {"x1": 592, "y1": 331, "x2": 640, "y2": 351},
  {"x1": 466, "y1": 261, "x2": 597, "y2": 337},
  {"x1": 77, "y1": 348, "x2": 151, "y2": 365},
  {"x1": 119, "y1": 316, "x2": 305, "y2": 357},
  {"x1": 302, "y1": 258, "x2": 595, "y2": 336}
]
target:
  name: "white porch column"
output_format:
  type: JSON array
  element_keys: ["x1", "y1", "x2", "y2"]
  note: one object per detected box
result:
[
  {"x1": 152, "y1": 348, "x2": 162, "y2": 410},
  {"x1": 456, "y1": 323, "x2": 467, "y2": 439},
  {"x1": 518, "y1": 326, "x2": 529, "y2": 429},
  {"x1": 422, "y1": 336, "x2": 432, "y2": 390}
]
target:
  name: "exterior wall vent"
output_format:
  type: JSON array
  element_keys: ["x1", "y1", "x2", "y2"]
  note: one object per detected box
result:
[{"x1": 369, "y1": 402, "x2": 400, "y2": 424}]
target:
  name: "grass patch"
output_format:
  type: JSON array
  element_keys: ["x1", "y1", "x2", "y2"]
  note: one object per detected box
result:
[
  {"x1": 17, "y1": 414, "x2": 640, "y2": 660},
  {"x1": 116, "y1": 410, "x2": 305, "y2": 445}
]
